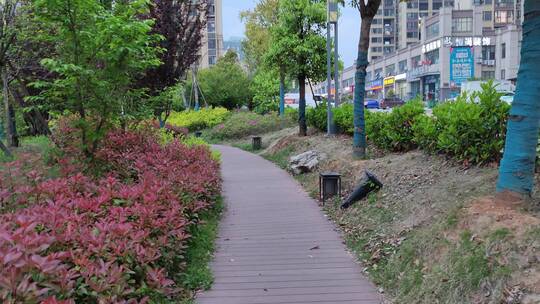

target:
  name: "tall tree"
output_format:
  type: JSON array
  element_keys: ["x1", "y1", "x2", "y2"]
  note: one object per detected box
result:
[
  {"x1": 193, "y1": 50, "x2": 253, "y2": 110},
  {"x1": 241, "y1": 0, "x2": 285, "y2": 115},
  {"x1": 497, "y1": 0, "x2": 540, "y2": 198},
  {"x1": 0, "y1": 0, "x2": 19, "y2": 147},
  {"x1": 8, "y1": 4, "x2": 54, "y2": 137},
  {"x1": 351, "y1": 0, "x2": 382, "y2": 158},
  {"x1": 267, "y1": 0, "x2": 327, "y2": 136},
  {"x1": 138, "y1": 0, "x2": 208, "y2": 123},
  {"x1": 33, "y1": 0, "x2": 161, "y2": 157}
]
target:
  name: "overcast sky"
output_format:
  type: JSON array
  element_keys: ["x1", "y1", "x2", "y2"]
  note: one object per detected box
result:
[{"x1": 222, "y1": 0, "x2": 361, "y2": 67}]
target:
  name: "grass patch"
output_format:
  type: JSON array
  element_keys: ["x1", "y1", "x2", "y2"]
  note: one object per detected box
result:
[
  {"x1": 232, "y1": 141, "x2": 256, "y2": 152},
  {"x1": 263, "y1": 146, "x2": 294, "y2": 169},
  {"x1": 179, "y1": 198, "x2": 223, "y2": 303}
]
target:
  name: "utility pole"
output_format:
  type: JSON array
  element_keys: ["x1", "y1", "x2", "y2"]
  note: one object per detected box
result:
[
  {"x1": 192, "y1": 66, "x2": 200, "y2": 111},
  {"x1": 334, "y1": 15, "x2": 340, "y2": 107},
  {"x1": 326, "y1": 0, "x2": 338, "y2": 135}
]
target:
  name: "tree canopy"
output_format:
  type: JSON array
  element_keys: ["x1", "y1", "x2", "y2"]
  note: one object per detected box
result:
[{"x1": 193, "y1": 50, "x2": 253, "y2": 110}]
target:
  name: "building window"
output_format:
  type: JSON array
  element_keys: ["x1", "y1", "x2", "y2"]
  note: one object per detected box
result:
[
  {"x1": 501, "y1": 69, "x2": 506, "y2": 79},
  {"x1": 207, "y1": 20, "x2": 215, "y2": 33},
  {"x1": 485, "y1": 0, "x2": 492, "y2": 4},
  {"x1": 366, "y1": 72, "x2": 372, "y2": 81},
  {"x1": 209, "y1": 56, "x2": 216, "y2": 65},
  {"x1": 372, "y1": 28, "x2": 383, "y2": 34},
  {"x1": 407, "y1": 1, "x2": 418, "y2": 8},
  {"x1": 385, "y1": 64, "x2": 395, "y2": 76},
  {"x1": 433, "y1": 1, "x2": 443, "y2": 11},
  {"x1": 495, "y1": 10, "x2": 514, "y2": 24},
  {"x1": 482, "y1": 71, "x2": 495, "y2": 79},
  {"x1": 208, "y1": 38, "x2": 216, "y2": 50},
  {"x1": 375, "y1": 68, "x2": 383, "y2": 78},
  {"x1": 407, "y1": 31, "x2": 418, "y2": 38},
  {"x1": 412, "y1": 55, "x2": 421, "y2": 68},
  {"x1": 425, "y1": 49, "x2": 439, "y2": 65},
  {"x1": 483, "y1": 11, "x2": 492, "y2": 21},
  {"x1": 482, "y1": 45, "x2": 496, "y2": 60},
  {"x1": 398, "y1": 60, "x2": 407, "y2": 73},
  {"x1": 426, "y1": 22, "x2": 439, "y2": 39},
  {"x1": 207, "y1": 5, "x2": 215, "y2": 16},
  {"x1": 452, "y1": 17, "x2": 473, "y2": 32},
  {"x1": 501, "y1": 43, "x2": 506, "y2": 58},
  {"x1": 419, "y1": 1, "x2": 428, "y2": 10},
  {"x1": 371, "y1": 37, "x2": 382, "y2": 43},
  {"x1": 372, "y1": 18, "x2": 382, "y2": 25}
]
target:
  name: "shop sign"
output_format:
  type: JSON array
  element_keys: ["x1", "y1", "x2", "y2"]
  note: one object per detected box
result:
[
  {"x1": 422, "y1": 39, "x2": 441, "y2": 54},
  {"x1": 443, "y1": 36, "x2": 491, "y2": 47},
  {"x1": 383, "y1": 77, "x2": 395, "y2": 86},
  {"x1": 395, "y1": 73, "x2": 407, "y2": 81},
  {"x1": 366, "y1": 79, "x2": 383, "y2": 91},
  {"x1": 450, "y1": 47, "x2": 474, "y2": 86}
]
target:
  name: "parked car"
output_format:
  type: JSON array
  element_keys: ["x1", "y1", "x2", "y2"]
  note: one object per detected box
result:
[
  {"x1": 364, "y1": 99, "x2": 380, "y2": 109},
  {"x1": 379, "y1": 97, "x2": 405, "y2": 109},
  {"x1": 500, "y1": 91, "x2": 514, "y2": 104}
]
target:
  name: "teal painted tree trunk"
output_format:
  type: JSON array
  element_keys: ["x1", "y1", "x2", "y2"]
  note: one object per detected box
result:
[
  {"x1": 497, "y1": 0, "x2": 540, "y2": 196},
  {"x1": 279, "y1": 70, "x2": 285, "y2": 117},
  {"x1": 353, "y1": 0, "x2": 379, "y2": 158}
]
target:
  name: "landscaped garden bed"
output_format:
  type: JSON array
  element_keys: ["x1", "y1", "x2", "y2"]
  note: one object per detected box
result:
[{"x1": 0, "y1": 119, "x2": 221, "y2": 303}]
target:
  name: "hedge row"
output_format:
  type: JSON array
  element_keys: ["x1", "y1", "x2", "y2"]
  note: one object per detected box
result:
[
  {"x1": 168, "y1": 107, "x2": 230, "y2": 131},
  {"x1": 307, "y1": 82, "x2": 510, "y2": 164},
  {"x1": 206, "y1": 111, "x2": 296, "y2": 141}
]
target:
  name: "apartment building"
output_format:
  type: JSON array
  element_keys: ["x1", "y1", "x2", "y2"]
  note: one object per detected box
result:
[
  {"x1": 199, "y1": 0, "x2": 224, "y2": 69},
  {"x1": 365, "y1": 5, "x2": 521, "y2": 101},
  {"x1": 368, "y1": 0, "x2": 398, "y2": 61}
]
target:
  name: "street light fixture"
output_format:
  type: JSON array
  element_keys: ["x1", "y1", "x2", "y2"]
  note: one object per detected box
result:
[{"x1": 326, "y1": 0, "x2": 339, "y2": 135}]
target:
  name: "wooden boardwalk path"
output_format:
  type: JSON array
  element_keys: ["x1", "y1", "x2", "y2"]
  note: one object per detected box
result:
[{"x1": 197, "y1": 145, "x2": 382, "y2": 304}]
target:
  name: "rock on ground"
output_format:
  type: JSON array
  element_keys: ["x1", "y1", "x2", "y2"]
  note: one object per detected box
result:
[{"x1": 288, "y1": 150, "x2": 326, "y2": 175}]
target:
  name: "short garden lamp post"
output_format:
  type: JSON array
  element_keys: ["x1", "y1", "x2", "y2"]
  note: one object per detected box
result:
[
  {"x1": 252, "y1": 136, "x2": 262, "y2": 150},
  {"x1": 194, "y1": 131, "x2": 202, "y2": 138},
  {"x1": 319, "y1": 172, "x2": 341, "y2": 204}
]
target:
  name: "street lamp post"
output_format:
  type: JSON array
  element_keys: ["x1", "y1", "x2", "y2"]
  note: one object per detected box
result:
[{"x1": 326, "y1": 0, "x2": 338, "y2": 135}]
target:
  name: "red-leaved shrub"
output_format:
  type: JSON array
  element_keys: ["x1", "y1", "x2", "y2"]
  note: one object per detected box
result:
[{"x1": 0, "y1": 122, "x2": 220, "y2": 303}]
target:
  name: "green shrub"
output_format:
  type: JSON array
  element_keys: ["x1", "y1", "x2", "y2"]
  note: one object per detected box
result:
[
  {"x1": 333, "y1": 103, "x2": 354, "y2": 135},
  {"x1": 432, "y1": 82, "x2": 509, "y2": 164},
  {"x1": 306, "y1": 103, "x2": 328, "y2": 132},
  {"x1": 168, "y1": 107, "x2": 230, "y2": 131},
  {"x1": 366, "y1": 100, "x2": 425, "y2": 151},
  {"x1": 412, "y1": 115, "x2": 438, "y2": 152},
  {"x1": 208, "y1": 111, "x2": 293, "y2": 140},
  {"x1": 285, "y1": 107, "x2": 299, "y2": 124}
]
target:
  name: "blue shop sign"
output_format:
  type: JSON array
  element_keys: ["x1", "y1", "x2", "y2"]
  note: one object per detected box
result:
[
  {"x1": 450, "y1": 47, "x2": 474, "y2": 86},
  {"x1": 366, "y1": 79, "x2": 383, "y2": 91}
]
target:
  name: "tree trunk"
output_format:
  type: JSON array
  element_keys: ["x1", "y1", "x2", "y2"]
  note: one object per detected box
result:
[
  {"x1": 279, "y1": 68, "x2": 285, "y2": 117},
  {"x1": 497, "y1": 0, "x2": 540, "y2": 197},
  {"x1": 353, "y1": 14, "x2": 375, "y2": 158},
  {"x1": 11, "y1": 87, "x2": 51, "y2": 136},
  {"x1": 8, "y1": 71, "x2": 51, "y2": 136},
  {"x1": 298, "y1": 73, "x2": 307, "y2": 136},
  {"x1": 0, "y1": 138, "x2": 11, "y2": 157},
  {"x1": 3, "y1": 66, "x2": 18, "y2": 147}
]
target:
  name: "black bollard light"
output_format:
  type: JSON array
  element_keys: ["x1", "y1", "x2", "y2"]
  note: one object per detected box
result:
[
  {"x1": 319, "y1": 172, "x2": 342, "y2": 204},
  {"x1": 194, "y1": 131, "x2": 202, "y2": 138},
  {"x1": 252, "y1": 136, "x2": 262, "y2": 150},
  {"x1": 341, "y1": 170, "x2": 383, "y2": 209}
]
